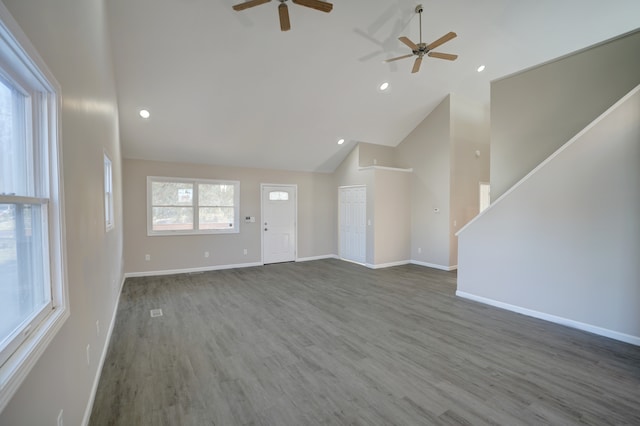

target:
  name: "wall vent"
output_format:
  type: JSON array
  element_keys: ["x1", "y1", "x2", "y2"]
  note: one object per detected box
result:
[{"x1": 150, "y1": 309, "x2": 163, "y2": 318}]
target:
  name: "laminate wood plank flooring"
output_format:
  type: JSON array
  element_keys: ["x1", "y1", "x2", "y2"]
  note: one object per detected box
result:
[{"x1": 89, "y1": 259, "x2": 640, "y2": 425}]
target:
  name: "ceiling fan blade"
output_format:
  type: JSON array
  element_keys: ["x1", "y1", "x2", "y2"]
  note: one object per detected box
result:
[
  {"x1": 428, "y1": 52, "x2": 458, "y2": 61},
  {"x1": 384, "y1": 53, "x2": 414, "y2": 63},
  {"x1": 399, "y1": 36, "x2": 418, "y2": 51},
  {"x1": 232, "y1": 0, "x2": 271, "y2": 11},
  {"x1": 291, "y1": 0, "x2": 333, "y2": 13},
  {"x1": 278, "y1": 3, "x2": 291, "y2": 31},
  {"x1": 426, "y1": 31, "x2": 457, "y2": 51},
  {"x1": 412, "y1": 57, "x2": 423, "y2": 73}
]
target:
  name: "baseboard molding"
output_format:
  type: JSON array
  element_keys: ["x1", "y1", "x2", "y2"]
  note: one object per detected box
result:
[
  {"x1": 456, "y1": 291, "x2": 640, "y2": 346},
  {"x1": 410, "y1": 260, "x2": 457, "y2": 271},
  {"x1": 296, "y1": 254, "x2": 338, "y2": 262},
  {"x1": 124, "y1": 261, "x2": 263, "y2": 278},
  {"x1": 366, "y1": 260, "x2": 410, "y2": 269},
  {"x1": 82, "y1": 275, "x2": 126, "y2": 426}
]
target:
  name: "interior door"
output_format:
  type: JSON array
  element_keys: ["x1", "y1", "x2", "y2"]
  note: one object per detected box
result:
[
  {"x1": 339, "y1": 186, "x2": 366, "y2": 264},
  {"x1": 262, "y1": 185, "x2": 296, "y2": 264}
]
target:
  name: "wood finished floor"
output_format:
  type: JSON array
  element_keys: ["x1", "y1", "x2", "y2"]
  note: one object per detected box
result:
[{"x1": 89, "y1": 259, "x2": 640, "y2": 425}]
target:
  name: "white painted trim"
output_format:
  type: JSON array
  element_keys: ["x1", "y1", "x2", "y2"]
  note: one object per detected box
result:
[
  {"x1": 456, "y1": 291, "x2": 640, "y2": 346},
  {"x1": 124, "y1": 262, "x2": 263, "y2": 278},
  {"x1": 339, "y1": 257, "x2": 367, "y2": 267},
  {"x1": 456, "y1": 83, "x2": 640, "y2": 237},
  {"x1": 366, "y1": 260, "x2": 410, "y2": 269},
  {"x1": 296, "y1": 254, "x2": 338, "y2": 262},
  {"x1": 261, "y1": 183, "x2": 298, "y2": 265},
  {"x1": 410, "y1": 260, "x2": 457, "y2": 271},
  {"x1": 358, "y1": 165, "x2": 413, "y2": 173},
  {"x1": 81, "y1": 275, "x2": 126, "y2": 426}
]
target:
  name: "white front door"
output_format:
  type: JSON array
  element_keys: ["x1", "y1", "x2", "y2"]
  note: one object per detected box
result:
[
  {"x1": 339, "y1": 186, "x2": 366, "y2": 264},
  {"x1": 262, "y1": 184, "x2": 297, "y2": 264}
]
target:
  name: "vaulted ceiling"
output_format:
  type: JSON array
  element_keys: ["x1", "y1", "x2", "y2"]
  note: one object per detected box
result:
[{"x1": 106, "y1": 0, "x2": 640, "y2": 172}]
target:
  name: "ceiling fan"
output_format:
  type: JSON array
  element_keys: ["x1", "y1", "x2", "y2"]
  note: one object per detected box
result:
[
  {"x1": 386, "y1": 4, "x2": 458, "y2": 73},
  {"x1": 232, "y1": 0, "x2": 333, "y2": 32}
]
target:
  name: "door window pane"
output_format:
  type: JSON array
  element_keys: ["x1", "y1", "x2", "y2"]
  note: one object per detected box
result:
[{"x1": 269, "y1": 191, "x2": 289, "y2": 201}]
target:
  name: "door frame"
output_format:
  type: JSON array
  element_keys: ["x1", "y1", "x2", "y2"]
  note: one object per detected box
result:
[
  {"x1": 338, "y1": 185, "x2": 367, "y2": 265},
  {"x1": 261, "y1": 183, "x2": 298, "y2": 264}
]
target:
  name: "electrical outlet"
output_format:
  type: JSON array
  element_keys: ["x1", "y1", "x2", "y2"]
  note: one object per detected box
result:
[
  {"x1": 86, "y1": 344, "x2": 91, "y2": 366},
  {"x1": 243, "y1": 249, "x2": 247, "y2": 255},
  {"x1": 418, "y1": 247, "x2": 422, "y2": 254},
  {"x1": 96, "y1": 320, "x2": 100, "y2": 337},
  {"x1": 204, "y1": 251, "x2": 209, "y2": 258},
  {"x1": 57, "y1": 409, "x2": 64, "y2": 426},
  {"x1": 145, "y1": 254, "x2": 150, "y2": 261}
]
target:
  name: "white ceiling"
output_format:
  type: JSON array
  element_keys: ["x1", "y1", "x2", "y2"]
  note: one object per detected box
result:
[{"x1": 107, "y1": 0, "x2": 640, "y2": 173}]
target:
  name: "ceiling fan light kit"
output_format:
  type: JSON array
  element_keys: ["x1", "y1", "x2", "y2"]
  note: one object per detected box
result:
[
  {"x1": 385, "y1": 4, "x2": 458, "y2": 73},
  {"x1": 232, "y1": 0, "x2": 333, "y2": 32}
]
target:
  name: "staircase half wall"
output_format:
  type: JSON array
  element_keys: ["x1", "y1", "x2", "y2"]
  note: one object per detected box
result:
[{"x1": 456, "y1": 85, "x2": 640, "y2": 345}]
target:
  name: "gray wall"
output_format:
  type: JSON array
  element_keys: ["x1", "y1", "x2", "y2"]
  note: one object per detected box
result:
[
  {"x1": 450, "y1": 94, "x2": 491, "y2": 266},
  {"x1": 373, "y1": 169, "x2": 411, "y2": 265},
  {"x1": 458, "y1": 86, "x2": 640, "y2": 342},
  {"x1": 491, "y1": 29, "x2": 640, "y2": 200},
  {"x1": 358, "y1": 142, "x2": 398, "y2": 167},
  {"x1": 396, "y1": 96, "x2": 452, "y2": 267},
  {"x1": 0, "y1": 0, "x2": 124, "y2": 425},
  {"x1": 123, "y1": 159, "x2": 336, "y2": 274}
]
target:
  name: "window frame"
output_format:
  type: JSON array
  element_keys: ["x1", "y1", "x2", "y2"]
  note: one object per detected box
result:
[
  {"x1": 104, "y1": 152, "x2": 114, "y2": 231},
  {"x1": 0, "y1": 2, "x2": 69, "y2": 413},
  {"x1": 146, "y1": 176, "x2": 240, "y2": 236}
]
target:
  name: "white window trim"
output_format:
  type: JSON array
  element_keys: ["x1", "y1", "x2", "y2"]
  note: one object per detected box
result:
[
  {"x1": 147, "y1": 176, "x2": 240, "y2": 236},
  {"x1": 0, "y1": 3, "x2": 69, "y2": 413},
  {"x1": 104, "y1": 152, "x2": 114, "y2": 232}
]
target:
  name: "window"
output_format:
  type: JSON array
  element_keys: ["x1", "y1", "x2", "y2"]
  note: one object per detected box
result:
[
  {"x1": 147, "y1": 177, "x2": 240, "y2": 235},
  {"x1": 104, "y1": 153, "x2": 114, "y2": 231},
  {"x1": 268, "y1": 191, "x2": 289, "y2": 201},
  {"x1": 0, "y1": 3, "x2": 67, "y2": 412}
]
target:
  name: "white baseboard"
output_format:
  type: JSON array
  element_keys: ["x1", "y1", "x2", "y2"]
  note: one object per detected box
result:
[
  {"x1": 410, "y1": 260, "x2": 457, "y2": 271},
  {"x1": 456, "y1": 291, "x2": 640, "y2": 346},
  {"x1": 82, "y1": 275, "x2": 126, "y2": 426},
  {"x1": 124, "y1": 261, "x2": 263, "y2": 278},
  {"x1": 366, "y1": 260, "x2": 410, "y2": 269},
  {"x1": 296, "y1": 254, "x2": 338, "y2": 262}
]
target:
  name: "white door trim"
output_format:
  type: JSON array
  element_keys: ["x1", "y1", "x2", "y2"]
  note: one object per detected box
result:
[{"x1": 261, "y1": 183, "x2": 298, "y2": 264}]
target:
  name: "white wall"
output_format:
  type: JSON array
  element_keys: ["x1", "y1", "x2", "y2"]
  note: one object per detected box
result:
[
  {"x1": 0, "y1": 0, "x2": 123, "y2": 425},
  {"x1": 491, "y1": 29, "x2": 640, "y2": 200},
  {"x1": 458, "y1": 86, "x2": 640, "y2": 343},
  {"x1": 123, "y1": 159, "x2": 336, "y2": 274}
]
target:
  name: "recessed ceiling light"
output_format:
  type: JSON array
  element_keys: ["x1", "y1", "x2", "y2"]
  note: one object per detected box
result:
[
  {"x1": 139, "y1": 109, "x2": 150, "y2": 119},
  {"x1": 477, "y1": 65, "x2": 486, "y2": 73},
  {"x1": 379, "y1": 82, "x2": 389, "y2": 91},
  {"x1": 337, "y1": 138, "x2": 345, "y2": 145}
]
